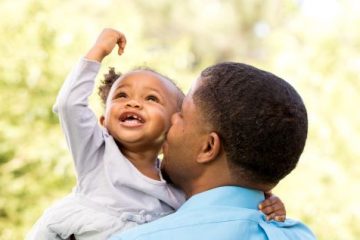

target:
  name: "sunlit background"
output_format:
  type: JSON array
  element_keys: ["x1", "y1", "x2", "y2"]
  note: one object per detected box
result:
[{"x1": 0, "y1": 0, "x2": 359, "y2": 239}]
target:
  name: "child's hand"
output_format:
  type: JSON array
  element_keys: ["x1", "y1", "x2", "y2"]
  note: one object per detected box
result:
[
  {"x1": 258, "y1": 192, "x2": 286, "y2": 222},
  {"x1": 85, "y1": 28, "x2": 127, "y2": 62}
]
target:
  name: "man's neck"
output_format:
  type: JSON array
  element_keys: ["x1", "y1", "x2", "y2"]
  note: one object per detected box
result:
[
  {"x1": 181, "y1": 166, "x2": 234, "y2": 199},
  {"x1": 180, "y1": 165, "x2": 276, "y2": 199}
]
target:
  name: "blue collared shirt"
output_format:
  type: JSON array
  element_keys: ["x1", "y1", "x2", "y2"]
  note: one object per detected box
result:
[{"x1": 110, "y1": 186, "x2": 316, "y2": 240}]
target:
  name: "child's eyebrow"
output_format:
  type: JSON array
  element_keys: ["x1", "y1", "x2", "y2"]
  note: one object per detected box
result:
[
  {"x1": 113, "y1": 84, "x2": 165, "y2": 96},
  {"x1": 112, "y1": 84, "x2": 130, "y2": 94},
  {"x1": 143, "y1": 86, "x2": 163, "y2": 94},
  {"x1": 114, "y1": 83, "x2": 129, "y2": 89}
]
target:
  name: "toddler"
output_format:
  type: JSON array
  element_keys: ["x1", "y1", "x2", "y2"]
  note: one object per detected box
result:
[{"x1": 27, "y1": 28, "x2": 285, "y2": 240}]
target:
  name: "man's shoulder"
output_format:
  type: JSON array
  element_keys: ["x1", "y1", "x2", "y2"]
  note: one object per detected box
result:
[
  {"x1": 109, "y1": 206, "x2": 255, "y2": 239},
  {"x1": 111, "y1": 207, "x2": 315, "y2": 240},
  {"x1": 261, "y1": 218, "x2": 316, "y2": 239},
  {"x1": 110, "y1": 206, "x2": 315, "y2": 240}
]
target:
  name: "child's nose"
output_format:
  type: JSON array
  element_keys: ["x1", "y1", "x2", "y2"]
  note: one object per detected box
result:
[{"x1": 126, "y1": 99, "x2": 142, "y2": 109}]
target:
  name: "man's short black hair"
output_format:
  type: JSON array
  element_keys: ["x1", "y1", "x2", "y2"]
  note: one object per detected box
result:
[{"x1": 193, "y1": 62, "x2": 308, "y2": 185}]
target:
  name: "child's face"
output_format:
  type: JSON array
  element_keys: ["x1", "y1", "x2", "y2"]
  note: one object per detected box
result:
[{"x1": 101, "y1": 70, "x2": 179, "y2": 150}]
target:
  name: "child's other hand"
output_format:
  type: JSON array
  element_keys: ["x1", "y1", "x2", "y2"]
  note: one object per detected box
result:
[
  {"x1": 258, "y1": 192, "x2": 286, "y2": 222},
  {"x1": 85, "y1": 28, "x2": 127, "y2": 62}
]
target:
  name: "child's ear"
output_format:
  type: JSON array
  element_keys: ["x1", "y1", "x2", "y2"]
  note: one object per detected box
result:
[
  {"x1": 99, "y1": 115, "x2": 105, "y2": 126},
  {"x1": 197, "y1": 132, "x2": 221, "y2": 164}
]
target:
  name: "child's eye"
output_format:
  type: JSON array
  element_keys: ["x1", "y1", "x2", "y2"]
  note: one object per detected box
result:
[
  {"x1": 146, "y1": 95, "x2": 159, "y2": 102},
  {"x1": 114, "y1": 92, "x2": 127, "y2": 99}
]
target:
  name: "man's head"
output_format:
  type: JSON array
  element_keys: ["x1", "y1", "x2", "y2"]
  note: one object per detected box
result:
[{"x1": 162, "y1": 62, "x2": 308, "y2": 196}]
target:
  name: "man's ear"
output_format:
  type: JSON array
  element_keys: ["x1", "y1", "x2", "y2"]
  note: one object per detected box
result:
[
  {"x1": 197, "y1": 132, "x2": 221, "y2": 164},
  {"x1": 99, "y1": 115, "x2": 105, "y2": 126}
]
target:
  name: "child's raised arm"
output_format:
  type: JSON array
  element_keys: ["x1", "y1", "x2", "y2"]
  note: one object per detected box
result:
[
  {"x1": 53, "y1": 28, "x2": 126, "y2": 178},
  {"x1": 85, "y1": 28, "x2": 127, "y2": 62}
]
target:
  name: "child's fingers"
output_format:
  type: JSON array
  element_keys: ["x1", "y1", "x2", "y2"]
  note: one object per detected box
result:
[
  {"x1": 261, "y1": 204, "x2": 286, "y2": 215},
  {"x1": 260, "y1": 193, "x2": 287, "y2": 222},
  {"x1": 266, "y1": 214, "x2": 286, "y2": 222},
  {"x1": 120, "y1": 34, "x2": 127, "y2": 48},
  {"x1": 117, "y1": 32, "x2": 127, "y2": 55},
  {"x1": 266, "y1": 213, "x2": 275, "y2": 221},
  {"x1": 264, "y1": 191, "x2": 273, "y2": 199},
  {"x1": 274, "y1": 215, "x2": 286, "y2": 222},
  {"x1": 258, "y1": 196, "x2": 281, "y2": 209},
  {"x1": 118, "y1": 46, "x2": 124, "y2": 55}
]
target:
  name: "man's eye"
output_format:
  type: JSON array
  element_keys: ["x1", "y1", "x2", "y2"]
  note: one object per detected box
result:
[{"x1": 146, "y1": 95, "x2": 159, "y2": 102}]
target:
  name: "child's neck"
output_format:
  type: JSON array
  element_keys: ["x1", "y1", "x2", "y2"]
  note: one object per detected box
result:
[{"x1": 120, "y1": 145, "x2": 161, "y2": 181}]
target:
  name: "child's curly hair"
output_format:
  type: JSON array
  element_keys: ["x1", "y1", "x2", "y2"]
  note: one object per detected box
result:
[
  {"x1": 98, "y1": 67, "x2": 122, "y2": 106},
  {"x1": 98, "y1": 67, "x2": 184, "y2": 110}
]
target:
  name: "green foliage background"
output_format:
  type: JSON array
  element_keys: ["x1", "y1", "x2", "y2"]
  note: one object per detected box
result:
[{"x1": 1, "y1": 0, "x2": 359, "y2": 239}]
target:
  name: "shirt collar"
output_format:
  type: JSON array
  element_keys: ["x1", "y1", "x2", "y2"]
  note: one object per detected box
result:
[{"x1": 178, "y1": 186, "x2": 265, "y2": 211}]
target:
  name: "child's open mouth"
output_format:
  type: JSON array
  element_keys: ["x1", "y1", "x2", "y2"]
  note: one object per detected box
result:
[{"x1": 119, "y1": 112, "x2": 145, "y2": 126}]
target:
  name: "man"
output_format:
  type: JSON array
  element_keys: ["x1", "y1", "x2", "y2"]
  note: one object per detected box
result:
[{"x1": 110, "y1": 62, "x2": 316, "y2": 239}]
